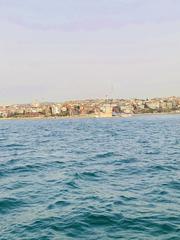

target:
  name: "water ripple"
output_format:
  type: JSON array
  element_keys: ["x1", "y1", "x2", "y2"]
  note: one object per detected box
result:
[{"x1": 0, "y1": 115, "x2": 180, "y2": 239}]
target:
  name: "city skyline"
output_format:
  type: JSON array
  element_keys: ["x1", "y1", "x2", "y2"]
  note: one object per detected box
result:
[{"x1": 0, "y1": 0, "x2": 180, "y2": 104}]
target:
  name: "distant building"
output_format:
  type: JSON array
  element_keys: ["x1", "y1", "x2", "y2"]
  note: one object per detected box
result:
[{"x1": 98, "y1": 104, "x2": 112, "y2": 118}]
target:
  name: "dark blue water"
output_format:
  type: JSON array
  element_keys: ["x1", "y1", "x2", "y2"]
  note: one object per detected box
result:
[{"x1": 0, "y1": 115, "x2": 180, "y2": 240}]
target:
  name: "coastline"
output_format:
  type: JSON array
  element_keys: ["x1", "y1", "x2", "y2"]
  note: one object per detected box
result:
[
  {"x1": 1, "y1": 97, "x2": 180, "y2": 120},
  {"x1": 0, "y1": 112, "x2": 180, "y2": 121}
]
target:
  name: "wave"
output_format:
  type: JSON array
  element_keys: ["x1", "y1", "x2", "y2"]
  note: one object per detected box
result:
[
  {"x1": 0, "y1": 116, "x2": 180, "y2": 239},
  {"x1": 0, "y1": 198, "x2": 27, "y2": 214}
]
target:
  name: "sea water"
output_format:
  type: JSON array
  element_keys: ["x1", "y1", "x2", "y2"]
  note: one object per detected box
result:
[{"x1": 0, "y1": 115, "x2": 180, "y2": 239}]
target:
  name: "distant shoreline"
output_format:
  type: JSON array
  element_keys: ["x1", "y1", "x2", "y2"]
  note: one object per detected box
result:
[
  {"x1": 0, "y1": 112, "x2": 180, "y2": 121},
  {"x1": 1, "y1": 97, "x2": 180, "y2": 120}
]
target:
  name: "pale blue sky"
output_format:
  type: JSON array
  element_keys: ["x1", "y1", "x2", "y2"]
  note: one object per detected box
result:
[{"x1": 0, "y1": 0, "x2": 180, "y2": 103}]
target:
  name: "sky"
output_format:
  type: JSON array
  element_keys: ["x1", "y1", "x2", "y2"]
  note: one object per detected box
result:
[{"x1": 0, "y1": 0, "x2": 180, "y2": 104}]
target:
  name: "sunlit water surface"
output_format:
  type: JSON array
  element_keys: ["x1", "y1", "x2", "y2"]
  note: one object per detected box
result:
[{"x1": 0, "y1": 115, "x2": 180, "y2": 239}]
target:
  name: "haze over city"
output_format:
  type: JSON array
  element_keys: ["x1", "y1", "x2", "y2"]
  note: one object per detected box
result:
[{"x1": 0, "y1": 0, "x2": 180, "y2": 104}]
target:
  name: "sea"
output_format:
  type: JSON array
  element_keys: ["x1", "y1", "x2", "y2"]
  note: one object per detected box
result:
[{"x1": 0, "y1": 115, "x2": 180, "y2": 240}]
